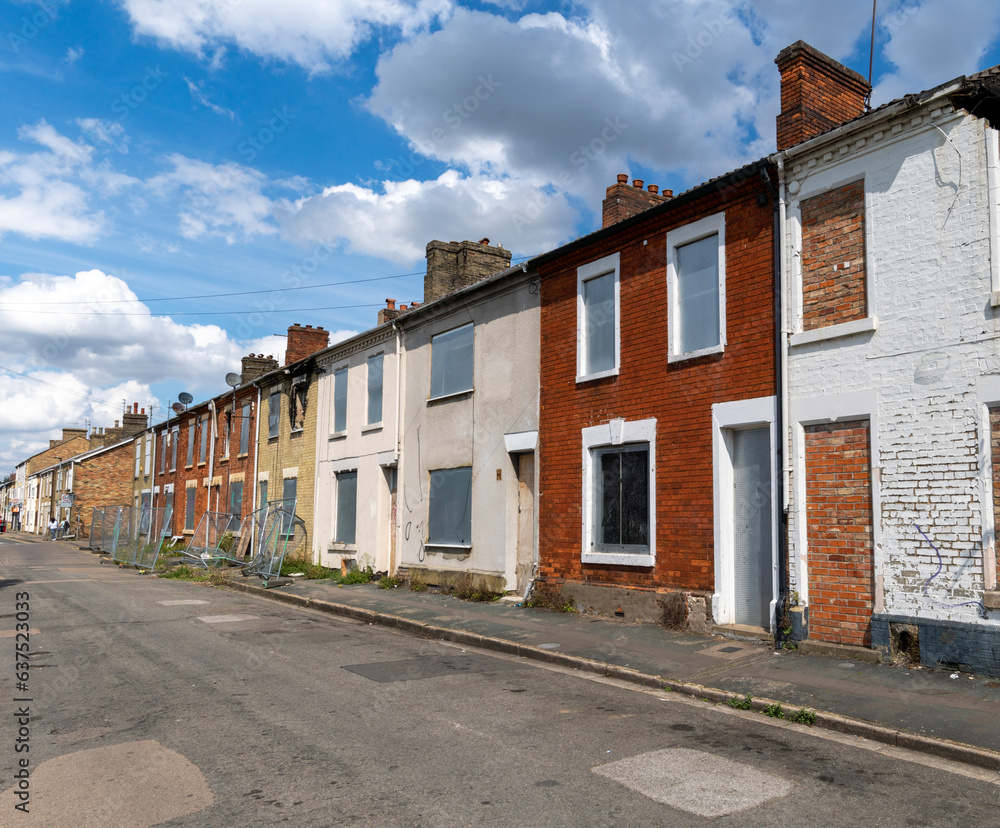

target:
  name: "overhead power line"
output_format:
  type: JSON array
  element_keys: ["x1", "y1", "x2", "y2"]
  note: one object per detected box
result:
[
  {"x1": 0, "y1": 364, "x2": 122, "y2": 409},
  {"x1": 0, "y1": 302, "x2": 385, "y2": 317}
]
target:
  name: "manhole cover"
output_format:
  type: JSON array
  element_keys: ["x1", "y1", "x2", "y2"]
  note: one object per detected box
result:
[{"x1": 719, "y1": 646, "x2": 742, "y2": 654}]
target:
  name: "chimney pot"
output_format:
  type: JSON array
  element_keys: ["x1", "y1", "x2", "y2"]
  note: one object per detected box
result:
[
  {"x1": 400, "y1": 304, "x2": 408, "y2": 311},
  {"x1": 386, "y1": 298, "x2": 396, "y2": 310},
  {"x1": 648, "y1": 184, "x2": 659, "y2": 194},
  {"x1": 617, "y1": 173, "x2": 629, "y2": 184},
  {"x1": 632, "y1": 179, "x2": 643, "y2": 189},
  {"x1": 664, "y1": 189, "x2": 674, "y2": 198},
  {"x1": 478, "y1": 237, "x2": 490, "y2": 245},
  {"x1": 133, "y1": 402, "x2": 138, "y2": 413}
]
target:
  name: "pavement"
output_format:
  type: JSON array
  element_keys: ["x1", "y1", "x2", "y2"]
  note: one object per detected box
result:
[{"x1": 6, "y1": 528, "x2": 1000, "y2": 771}]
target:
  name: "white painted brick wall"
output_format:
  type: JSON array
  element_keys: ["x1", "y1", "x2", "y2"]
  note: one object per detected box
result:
[{"x1": 786, "y1": 109, "x2": 1000, "y2": 626}]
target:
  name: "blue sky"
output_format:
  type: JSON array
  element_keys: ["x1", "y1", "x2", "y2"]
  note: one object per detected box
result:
[{"x1": 2, "y1": 0, "x2": 999, "y2": 472}]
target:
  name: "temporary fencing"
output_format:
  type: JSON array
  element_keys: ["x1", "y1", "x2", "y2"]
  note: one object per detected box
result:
[
  {"x1": 180, "y1": 511, "x2": 242, "y2": 568},
  {"x1": 89, "y1": 505, "x2": 173, "y2": 569},
  {"x1": 88, "y1": 506, "x2": 122, "y2": 553},
  {"x1": 242, "y1": 498, "x2": 306, "y2": 581}
]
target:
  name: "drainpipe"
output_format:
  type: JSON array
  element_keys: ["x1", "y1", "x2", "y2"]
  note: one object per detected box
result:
[
  {"x1": 390, "y1": 318, "x2": 404, "y2": 576},
  {"x1": 208, "y1": 400, "x2": 217, "y2": 511},
  {"x1": 773, "y1": 157, "x2": 790, "y2": 651},
  {"x1": 251, "y1": 381, "x2": 262, "y2": 545}
]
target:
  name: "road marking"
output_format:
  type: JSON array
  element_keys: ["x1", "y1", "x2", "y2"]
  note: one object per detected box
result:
[
  {"x1": 158, "y1": 600, "x2": 210, "y2": 606},
  {"x1": 196, "y1": 614, "x2": 257, "y2": 624},
  {"x1": 593, "y1": 748, "x2": 793, "y2": 817}
]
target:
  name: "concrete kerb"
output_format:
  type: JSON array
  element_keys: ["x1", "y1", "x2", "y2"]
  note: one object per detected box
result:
[{"x1": 221, "y1": 579, "x2": 1000, "y2": 772}]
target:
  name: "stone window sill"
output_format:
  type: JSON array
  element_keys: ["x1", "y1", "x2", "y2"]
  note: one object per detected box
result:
[{"x1": 790, "y1": 316, "x2": 877, "y2": 347}]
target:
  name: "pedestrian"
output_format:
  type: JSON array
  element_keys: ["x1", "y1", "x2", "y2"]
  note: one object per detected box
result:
[
  {"x1": 48, "y1": 517, "x2": 59, "y2": 540},
  {"x1": 61, "y1": 518, "x2": 70, "y2": 537}
]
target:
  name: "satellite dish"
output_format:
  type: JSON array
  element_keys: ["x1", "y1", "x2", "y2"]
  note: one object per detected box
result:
[
  {"x1": 178, "y1": 392, "x2": 194, "y2": 405},
  {"x1": 225, "y1": 372, "x2": 241, "y2": 388},
  {"x1": 171, "y1": 402, "x2": 186, "y2": 414}
]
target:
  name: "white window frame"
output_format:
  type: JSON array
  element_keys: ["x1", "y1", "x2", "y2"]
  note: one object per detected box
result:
[
  {"x1": 581, "y1": 417, "x2": 656, "y2": 567},
  {"x1": 576, "y1": 252, "x2": 620, "y2": 383},
  {"x1": 667, "y1": 212, "x2": 726, "y2": 362},
  {"x1": 143, "y1": 434, "x2": 152, "y2": 475},
  {"x1": 134, "y1": 440, "x2": 141, "y2": 476},
  {"x1": 787, "y1": 171, "x2": 878, "y2": 345}
]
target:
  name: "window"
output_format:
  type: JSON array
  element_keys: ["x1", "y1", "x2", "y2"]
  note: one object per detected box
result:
[
  {"x1": 335, "y1": 471, "x2": 358, "y2": 544},
  {"x1": 292, "y1": 383, "x2": 307, "y2": 431},
  {"x1": 163, "y1": 489, "x2": 174, "y2": 535},
  {"x1": 280, "y1": 477, "x2": 297, "y2": 535},
  {"x1": 222, "y1": 407, "x2": 231, "y2": 457},
  {"x1": 333, "y1": 367, "x2": 348, "y2": 434},
  {"x1": 582, "y1": 418, "x2": 656, "y2": 566},
  {"x1": 185, "y1": 486, "x2": 196, "y2": 531},
  {"x1": 134, "y1": 441, "x2": 141, "y2": 476},
  {"x1": 427, "y1": 467, "x2": 472, "y2": 546},
  {"x1": 160, "y1": 430, "x2": 168, "y2": 473},
  {"x1": 577, "y1": 253, "x2": 620, "y2": 381},
  {"x1": 186, "y1": 421, "x2": 195, "y2": 466},
  {"x1": 170, "y1": 426, "x2": 178, "y2": 471},
  {"x1": 667, "y1": 213, "x2": 726, "y2": 361},
  {"x1": 430, "y1": 323, "x2": 473, "y2": 399},
  {"x1": 367, "y1": 354, "x2": 384, "y2": 426},
  {"x1": 143, "y1": 435, "x2": 152, "y2": 476},
  {"x1": 229, "y1": 481, "x2": 243, "y2": 519},
  {"x1": 268, "y1": 392, "x2": 280, "y2": 439},
  {"x1": 198, "y1": 416, "x2": 208, "y2": 464},
  {"x1": 239, "y1": 403, "x2": 250, "y2": 455},
  {"x1": 595, "y1": 446, "x2": 649, "y2": 550}
]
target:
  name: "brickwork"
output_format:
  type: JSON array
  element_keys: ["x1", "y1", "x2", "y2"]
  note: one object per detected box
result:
[
  {"x1": 424, "y1": 240, "x2": 512, "y2": 303},
  {"x1": 71, "y1": 442, "x2": 135, "y2": 538},
  {"x1": 775, "y1": 41, "x2": 870, "y2": 151},
  {"x1": 800, "y1": 180, "x2": 867, "y2": 329},
  {"x1": 285, "y1": 324, "x2": 329, "y2": 365},
  {"x1": 804, "y1": 420, "x2": 874, "y2": 647},
  {"x1": 601, "y1": 175, "x2": 671, "y2": 228},
  {"x1": 537, "y1": 169, "x2": 776, "y2": 598},
  {"x1": 25, "y1": 436, "x2": 90, "y2": 475}
]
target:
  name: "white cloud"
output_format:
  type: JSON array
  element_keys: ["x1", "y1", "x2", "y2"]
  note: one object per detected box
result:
[
  {"x1": 66, "y1": 46, "x2": 85, "y2": 64},
  {"x1": 184, "y1": 77, "x2": 237, "y2": 120},
  {"x1": 147, "y1": 155, "x2": 278, "y2": 242},
  {"x1": 279, "y1": 169, "x2": 578, "y2": 262},
  {"x1": 119, "y1": 0, "x2": 454, "y2": 72},
  {"x1": 873, "y1": 0, "x2": 1000, "y2": 103},
  {"x1": 0, "y1": 269, "x2": 298, "y2": 472},
  {"x1": 77, "y1": 118, "x2": 130, "y2": 155},
  {"x1": 0, "y1": 120, "x2": 109, "y2": 243}
]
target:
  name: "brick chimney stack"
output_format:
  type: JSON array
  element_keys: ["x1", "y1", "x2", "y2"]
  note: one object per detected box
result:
[
  {"x1": 378, "y1": 298, "x2": 400, "y2": 326},
  {"x1": 121, "y1": 403, "x2": 148, "y2": 434},
  {"x1": 424, "y1": 238, "x2": 512, "y2": 304},
  {"x1": 601, "y1": 174, "x2": 670, "y2": 228},
  {"x1": 241, "y1": 353, "x2": 279, "y2": 384},
  {"x1": 285, "y1": 323, "x2": 330, "y2": 365},
  {"x1": 775, "y1": 41, "x2": 871, "y2": 152}
]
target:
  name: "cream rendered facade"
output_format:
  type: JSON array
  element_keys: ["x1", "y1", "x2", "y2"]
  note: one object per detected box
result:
[
  {"x1": 314, "y1": 323, "x2": 400, "y2": 573},
  {"x1": 397, "y1": 267, "x2": 540, "y2": 593}
]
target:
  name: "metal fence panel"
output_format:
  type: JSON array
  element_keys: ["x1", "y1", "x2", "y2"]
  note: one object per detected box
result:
[
  {"x1": 181, "y1": 511, "x2": 241, "y2": 567},
  {"x1": 243, "y1": 498, "x2": 305, "y2": 581}
]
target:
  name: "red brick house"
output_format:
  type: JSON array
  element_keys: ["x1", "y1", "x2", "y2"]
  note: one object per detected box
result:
[
  {"x1": 534, "y1": 165, "x2": 779, "y2": 634},
  {"x1": 152, "y1": 353, "x2": 277, "y2": 538}
]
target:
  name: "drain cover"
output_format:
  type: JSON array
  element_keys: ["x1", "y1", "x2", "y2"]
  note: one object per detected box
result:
[{"x1": 718, "y1": 646, "x2": 742, "y2": 654}]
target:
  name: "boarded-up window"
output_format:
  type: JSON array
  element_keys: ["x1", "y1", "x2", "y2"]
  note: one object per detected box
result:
[
  {"x1": 800, "y1": 180, "x2": 867, "y2": 330},
  {"x1": 430, "y1": 324, "x2": 473, "y2": 399},
  {"x1": 336, "y1": 471, "x2": 358, "y2": 545},
  {"x1": 428, "y1": 467, "x2": 472, "y2": 545}
]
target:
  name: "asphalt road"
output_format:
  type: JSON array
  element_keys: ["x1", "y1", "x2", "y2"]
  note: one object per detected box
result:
[{"x1": 1, "y1": 540, "x2": 998, "y2": 827}]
